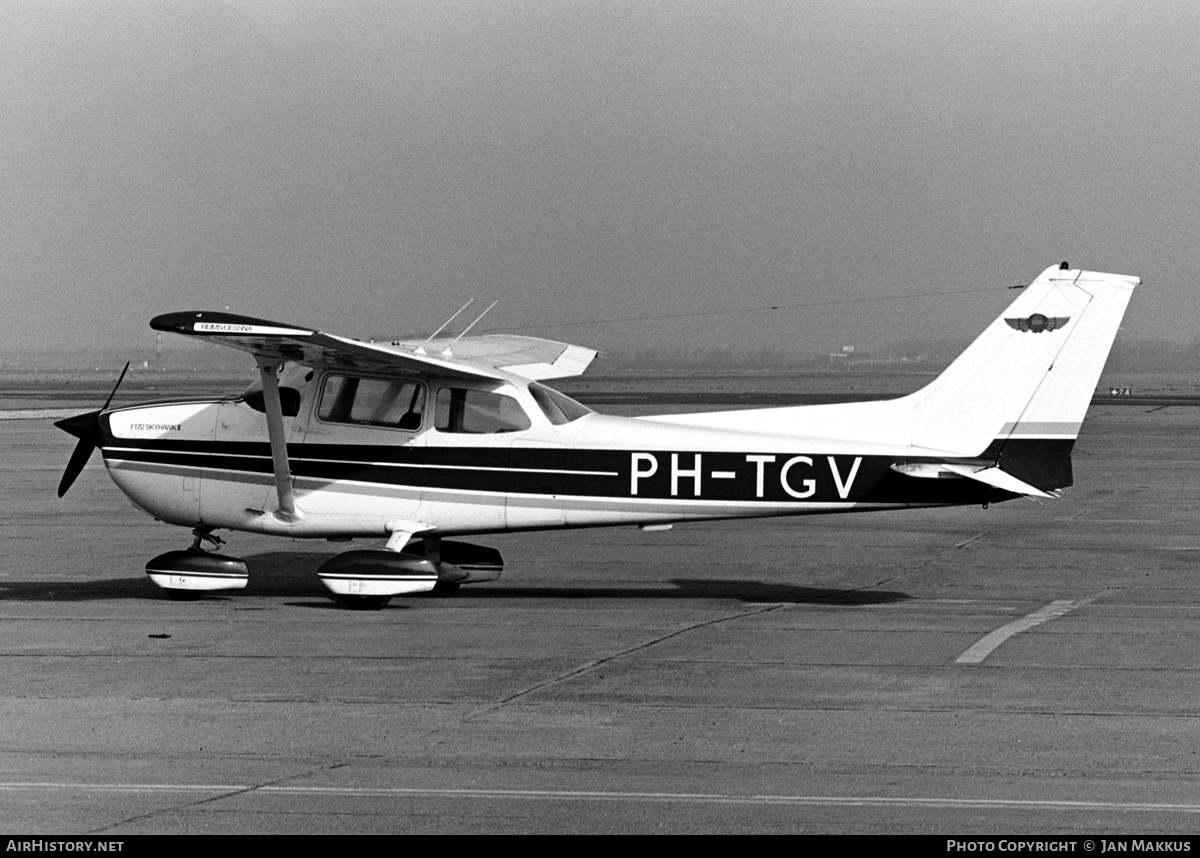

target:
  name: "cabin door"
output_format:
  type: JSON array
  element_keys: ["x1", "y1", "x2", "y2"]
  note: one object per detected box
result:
[{"x1": 506, "y1": 440, "x2": 566, "y2": 528}]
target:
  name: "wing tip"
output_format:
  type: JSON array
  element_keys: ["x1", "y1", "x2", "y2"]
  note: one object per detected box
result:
[{"x1": 150, "y1": 311, "x2": 314, "y2": 337}]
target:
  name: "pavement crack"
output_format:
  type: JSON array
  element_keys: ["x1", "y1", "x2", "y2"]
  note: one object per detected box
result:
[
  {"x1": 466, "y1": 602, "x2": 787, "y2": 720},
  {"x1": 83, "y1": 768, "x2": 330, "y2": 835}
]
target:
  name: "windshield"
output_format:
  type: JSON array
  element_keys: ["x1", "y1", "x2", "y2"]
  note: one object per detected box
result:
[{"x1": 528, "y1": 382, "x2": 592, "y2": 425}]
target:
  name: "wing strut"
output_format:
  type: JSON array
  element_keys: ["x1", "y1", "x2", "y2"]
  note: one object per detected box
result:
[{"x1": 255, "y1": 356, "x2": 300, "y2": 521}]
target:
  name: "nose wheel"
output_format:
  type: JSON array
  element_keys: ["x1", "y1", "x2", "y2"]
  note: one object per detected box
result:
[{"x1": 145, "y1": 528, "x2": 248, "y2": 601}]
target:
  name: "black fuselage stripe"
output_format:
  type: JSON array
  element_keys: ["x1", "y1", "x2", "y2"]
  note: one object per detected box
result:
[{"x1": 95, "y1": 438, "x2": 1062, "y2": 505}]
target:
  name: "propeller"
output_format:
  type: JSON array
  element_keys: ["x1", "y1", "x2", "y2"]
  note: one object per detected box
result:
[{"x1": 54, "y1": 362, "x2": 130, "y2": 498}]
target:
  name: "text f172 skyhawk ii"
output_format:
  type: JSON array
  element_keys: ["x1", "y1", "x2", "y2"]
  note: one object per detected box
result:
[{"x1": 55, "y1": 263, "x2": 1139, "y2": 608}]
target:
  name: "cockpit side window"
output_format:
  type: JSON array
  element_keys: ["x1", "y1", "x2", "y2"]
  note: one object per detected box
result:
[
  {"x1": 240, "y1": 364, "x2": 307, "y2": 417},
  {"x1": 434, "y1": 387, "x2": 532, "y2": 434},
  {"x1": 528, "y1": 382, "x2": 592, "y2": 425},
  {"x1": 318, "y1": 375, "x2": 425, "y2": 430},
  {"x1": 242, "y1": 386, "x2": 302, "y2": 417}
]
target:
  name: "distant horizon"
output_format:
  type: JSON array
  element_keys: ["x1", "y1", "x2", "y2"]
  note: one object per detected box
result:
[
  {"x1": 5, "y1": 4, "x2": 1195, "y2": 359},
  {"x1": 1, "y1": 332, "x2": 1195, "y2": 377}
]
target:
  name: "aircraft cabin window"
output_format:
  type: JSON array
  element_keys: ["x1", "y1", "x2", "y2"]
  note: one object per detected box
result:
[
  {"x1": 241, "y1": 387, "x2": 302, "y2": 417},
  {"x1": 434, "y1": 387, "x2": 532, "y2": 434},
  {"x1": 318, "y1": 375, "x2": 425, "y2": 430},
  {"x1": 528, "y1": 382, "x2": 592, "y2": 425}
]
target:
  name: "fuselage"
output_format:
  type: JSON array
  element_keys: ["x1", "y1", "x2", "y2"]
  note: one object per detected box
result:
[{"x1": 95, "y1": 365, "x2": 1001, "y2": 541}]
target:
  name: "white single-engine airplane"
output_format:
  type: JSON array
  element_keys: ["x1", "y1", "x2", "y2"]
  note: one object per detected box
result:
[{"x1": 56, "y1": 262, "x2": 1138, "y2": 608}]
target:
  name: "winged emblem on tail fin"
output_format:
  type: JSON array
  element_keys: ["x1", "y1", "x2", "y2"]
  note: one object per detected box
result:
[{"x1": 1005, "y1": 313, "x2": 1070, "y2": 333}]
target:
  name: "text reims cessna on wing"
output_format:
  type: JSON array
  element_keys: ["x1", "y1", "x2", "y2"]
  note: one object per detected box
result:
[{"x1": 55, "y1": 262, "x2": 1139, "y2": 608}]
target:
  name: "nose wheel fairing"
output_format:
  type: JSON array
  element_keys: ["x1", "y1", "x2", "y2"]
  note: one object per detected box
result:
[{"x1": 144, "y1": 547, "x2": 250, "y2": 599}]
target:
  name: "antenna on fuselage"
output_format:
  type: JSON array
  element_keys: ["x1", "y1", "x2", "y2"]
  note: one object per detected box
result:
[
  {"x1": 415, "y1": 299, "x2": 474, "y2": 356},
  {"x1": 442, "y1": 300, "x2": 498, "y2": 358}
]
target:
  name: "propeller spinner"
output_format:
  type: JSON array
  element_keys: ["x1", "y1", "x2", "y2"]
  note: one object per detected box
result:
[{"x1": 54, "y1": 362, "x2": 129, "y2": 497}]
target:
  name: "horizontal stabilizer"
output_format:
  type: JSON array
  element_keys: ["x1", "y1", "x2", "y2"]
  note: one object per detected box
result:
[
  {"x1": 891, "y1": 462, "x2": 1057, "y2": 498},
  {"x1": 940, "y1": 464, "x2": 1058, "y2": 498}
]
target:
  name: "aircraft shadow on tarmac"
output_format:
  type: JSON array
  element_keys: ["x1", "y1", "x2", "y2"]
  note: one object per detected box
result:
[
  {"x1": 1, "y1": 551, "x2": 911, "y2": 607},
  {"x1": 465, "y1": 579, "x2": 910, "y2": 605}
]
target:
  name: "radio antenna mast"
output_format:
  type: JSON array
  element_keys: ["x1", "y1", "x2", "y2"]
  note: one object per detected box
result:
[
  {"x1": 442, "y1": 300, "x2": 498, "y2": 357},
  {"x1": 415, "y1": 299, "x2": 473, "y2": 355}
]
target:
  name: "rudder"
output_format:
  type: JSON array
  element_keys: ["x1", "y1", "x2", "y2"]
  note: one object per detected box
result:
[{"x1": 906, "y1": 262, "x2": 1139, "y2": 490}]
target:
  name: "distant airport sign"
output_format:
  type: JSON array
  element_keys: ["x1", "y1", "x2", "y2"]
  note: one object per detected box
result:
[{"x1": 1109, "y1": 387, "x2": 1133, "y2": 396}]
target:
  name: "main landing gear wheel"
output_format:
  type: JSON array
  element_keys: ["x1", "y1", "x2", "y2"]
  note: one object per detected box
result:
[
  {"x1": 428, "y1": 581, "x2": 460, "y2": 597},
  {"x1": 335, "y1": 594, "x2": 393, "y2": 611},
  {"x1": 163, "y1": 588, "x2": 205, "y2": 602},
  {"x1": 317, "y1": 549, "x2": 438, "y2": 609}
]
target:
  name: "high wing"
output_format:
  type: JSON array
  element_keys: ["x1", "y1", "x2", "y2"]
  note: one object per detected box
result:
[
  {"x1": 150, "y1": 310, "x2": 598, "y2": 526},
  {"x1": 149, "y1": 311, "x2": 597, "y2": 382}
]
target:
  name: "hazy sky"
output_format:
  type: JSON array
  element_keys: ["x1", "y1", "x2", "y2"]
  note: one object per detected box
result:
[{"x1": 3, "y1": 1, "x2": 1198, "y2": 358}]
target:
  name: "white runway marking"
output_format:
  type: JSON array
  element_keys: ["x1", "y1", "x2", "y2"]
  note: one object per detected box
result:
[
  {"x1": 4, "y1": 781, "x2": 1200, "y2": 813},
  {"x1": 0, "y1": 409, "x2": 76, "y2": 420},
  {"x1": 957, "y1": 598, "x2": 1090, "y2": 664}
]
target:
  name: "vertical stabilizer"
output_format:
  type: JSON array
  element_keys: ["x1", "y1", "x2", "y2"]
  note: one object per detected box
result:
[
  {"x1": 906, "y1": 263, "x2": 1138, "y2": 487},
  {"x1": 641, "y1": 262, "x2": 1138, "y2": 495}
]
